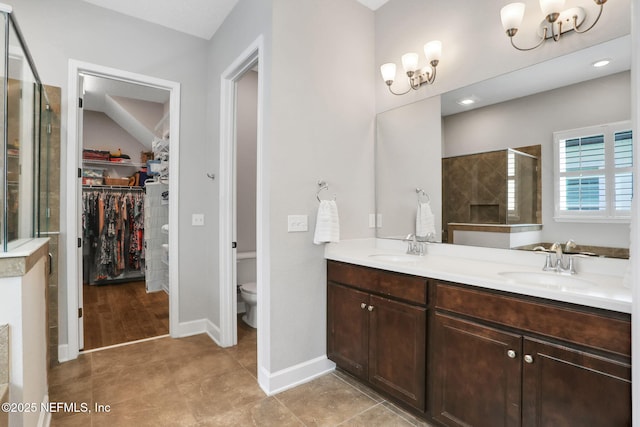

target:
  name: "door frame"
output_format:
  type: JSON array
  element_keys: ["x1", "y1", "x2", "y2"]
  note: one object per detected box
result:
[
  {"x1": 65, "y1": 59, "x2": 181, "y2": 359},
  {"x1": 219, "y1": 36, "x2": 268, "y2": 385}
]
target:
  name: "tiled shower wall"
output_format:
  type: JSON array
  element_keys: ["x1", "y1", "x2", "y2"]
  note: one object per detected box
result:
[
  {"x1": 442, "y1": 145, "x2": 541, "y2": 243},
  {"x1": 41, "y1": 85, "x2": 61, "y2": 367}
]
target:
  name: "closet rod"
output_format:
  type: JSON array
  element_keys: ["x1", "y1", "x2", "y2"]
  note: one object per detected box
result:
[{"x1": 82, "y1": 185, "x2": 144, "y2": 192}]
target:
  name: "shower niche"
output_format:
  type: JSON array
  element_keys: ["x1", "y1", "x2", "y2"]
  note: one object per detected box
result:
[{"x1": 442, "y1": 145, "x2": 541, "y2": 247}]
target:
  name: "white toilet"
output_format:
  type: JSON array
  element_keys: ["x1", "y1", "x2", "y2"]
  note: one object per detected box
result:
[{"x1": 240, "y1": 282, "x2": 257, "y2": 328}]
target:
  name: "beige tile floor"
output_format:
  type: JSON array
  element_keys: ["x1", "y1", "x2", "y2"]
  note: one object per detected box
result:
[{"x1": 49, "y1": 320, "x2": 434, "y2": 426}]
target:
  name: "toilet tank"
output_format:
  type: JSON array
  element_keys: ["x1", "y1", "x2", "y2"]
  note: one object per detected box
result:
[{"x1": 237, "y1": 251, "x2": 257, "y2": 286}]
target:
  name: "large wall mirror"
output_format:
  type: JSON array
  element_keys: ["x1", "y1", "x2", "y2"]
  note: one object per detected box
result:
[{"x1": 375, "y1": 36, "x2": 631, "y2": 258}]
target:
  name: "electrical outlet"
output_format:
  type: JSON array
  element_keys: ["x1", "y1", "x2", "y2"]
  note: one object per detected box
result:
[
  {"x1": 376, "y1": 213, "x2": 383, "y2": 228},
  {"x1": 287, "y1": 215, "x2": 308, "y2": 232},
  {"x1": 192, "y1": 214, "x2": 205, "y2": 226},
  {"x1": 369, "y1": 213, "x2": 376, "y2": 228}
]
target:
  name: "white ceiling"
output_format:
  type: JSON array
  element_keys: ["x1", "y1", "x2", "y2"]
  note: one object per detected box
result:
[
  {"x1": 356, "y1": 0, "x2": 391, "y2": 10},
  {"x1": 80, "y1": 0, "x2": 389, "y2": 41},
  {"x1": 82, "y1": 74, "x2": 170, "y2": 111},
  {"x1": 80, "y1": 0, "x2": 241, "y2": 40}
]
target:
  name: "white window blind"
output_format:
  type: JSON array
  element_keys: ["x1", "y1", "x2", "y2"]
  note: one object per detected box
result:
[{"x1": 554, "y1": 121, "x2": 632, "y2": 222}]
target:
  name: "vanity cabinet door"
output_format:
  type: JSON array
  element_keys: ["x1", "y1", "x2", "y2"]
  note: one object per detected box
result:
[
  {"x1": 368, "y1": 294, "x2": 427, "y2": 412},
  {"x1": 432, "y1": 313, "x2": 522, "y2": 427},
  {"x1": 327, "y1": 282, "x2": 369, "y2": 380},
  {"x1": 521, "y1": 338, "x2": 631, "y2": 427}
]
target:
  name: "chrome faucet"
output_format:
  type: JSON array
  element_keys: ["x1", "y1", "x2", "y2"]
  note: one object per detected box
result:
[
  {"x1": 405, "y1": 233, "x2": 427, "y2": 256},
  {"x1": 543, "y1": 241, "x2": 577, "y2": 274}
]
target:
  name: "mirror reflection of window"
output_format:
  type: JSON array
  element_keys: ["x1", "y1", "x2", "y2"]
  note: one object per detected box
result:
[{"x1": 554, "y1": 121, "x2": 633, "y2": 221}]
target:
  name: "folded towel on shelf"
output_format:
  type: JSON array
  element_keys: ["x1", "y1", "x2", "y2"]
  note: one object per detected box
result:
[
  {"x1": 314, "y1": 200, "x2": 340, "y2": 245},
  {"x1": 416, "y1": 201, "x2": 435, "y2": 240}
]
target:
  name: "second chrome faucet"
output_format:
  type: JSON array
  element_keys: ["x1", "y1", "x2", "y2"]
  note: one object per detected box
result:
[
  {"x1": 405, "y1": 233, "x2": 427, "y2": 256},
  {"x1": 536, "y1": 240, "x2": 577, "y2": 274}
]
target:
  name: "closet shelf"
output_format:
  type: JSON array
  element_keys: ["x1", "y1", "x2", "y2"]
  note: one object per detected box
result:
[{"x1": 83, "y1": 159, "x2": 145, "y2": 168}]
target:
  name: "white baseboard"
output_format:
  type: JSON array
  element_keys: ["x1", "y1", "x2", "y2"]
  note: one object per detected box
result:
[
  {"x1": 176, "y1": 319, "x2": 224, "y2": 349},
  {"x1": 175, "y1": 319, "x2": 208, "y2": 337},
  {"x1": 260, "y1": 356, "x2": 336, "y2": 396},
  {"x1": 57, "y1": 345, "x2": 70, "y2": 363},
  {"x1": 205, "y1": 320, "x2": 222, "y2": 346}
]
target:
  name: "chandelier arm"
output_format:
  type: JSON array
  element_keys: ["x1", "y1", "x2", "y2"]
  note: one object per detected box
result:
[
  {"x1": 509, "y1": 27, "x2": 548, "y2": 51},
  {"x1": 387, "y1": 84, "x2": 412, "y2": 96},
  {"x1": 426, "y1": 66, "x2": 437, "y2": 85},
  {"x1": 573, "y1": 4, "x2": 604, "y2": 34}
]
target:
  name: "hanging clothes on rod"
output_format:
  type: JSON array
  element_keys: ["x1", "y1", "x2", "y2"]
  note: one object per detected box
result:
[{"x1": 82, "y1": 186, "x2": 145, "y2": 284}]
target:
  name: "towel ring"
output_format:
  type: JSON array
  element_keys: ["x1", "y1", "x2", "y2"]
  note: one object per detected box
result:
[
  {"x1": 416, "y1": 188, "x2": 430, "y2": 203},
  {"x1": 317, "y1": 180, "x2": 336, "y2": 202}
]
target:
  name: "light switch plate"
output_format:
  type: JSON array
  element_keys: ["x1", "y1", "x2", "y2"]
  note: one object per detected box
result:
[
  {"x1": 288, "y1": 215, "x2": 308, "y2": 232},
  {"x1": 192, "y1": 213, "x2": 205, "y2": 226},
  {"x1": 369, "y1": 213, "x2": 376, "y2": 228}
]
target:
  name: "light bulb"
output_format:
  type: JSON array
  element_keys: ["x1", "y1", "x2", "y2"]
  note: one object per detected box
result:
[
  {"x1": 380, "y1": 63, "x2": 396, "y2": 83},
  {"x1": 539, "y1": 0, "x2": 565, "y2": 18},
  {"x1": 424, "y1": 40, "x2": 442, "y2": 64},
  {"x1": 401, "y1": 53, "x2": 419, "y2": 73},
  {"x1": 500, "y1": 3, "x2": 525, "y2": 32}
]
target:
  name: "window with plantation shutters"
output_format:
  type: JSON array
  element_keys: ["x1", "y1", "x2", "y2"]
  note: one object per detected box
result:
[{"x1": 554, "y1": 121, "x2": 632, "y2": 222}]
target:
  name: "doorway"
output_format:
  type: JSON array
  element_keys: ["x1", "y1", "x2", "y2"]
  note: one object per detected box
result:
[
  {"x1": 66, "y1": 60, "x2": 181, "y2": 360},
  {"x1": 235, "y1": 69, "x2": 258, "y2": 333},
  {"x1": 219, "y1": 36, "x2": 266, "y2": 390},
  {"x1": 79, "y1": 74, "x2": 170, "y2": 350}
]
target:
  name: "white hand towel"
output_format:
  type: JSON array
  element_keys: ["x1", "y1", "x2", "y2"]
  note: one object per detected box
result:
[
  {"x1": 314, "y1": 200, "x2": 340, "y2": 245},
  {"x1": 416, "y1": 201, "x2": 435, "y2": 240}
]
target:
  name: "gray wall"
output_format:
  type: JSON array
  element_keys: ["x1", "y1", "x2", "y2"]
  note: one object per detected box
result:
[
  {"x1": 83, "y1": 110, "x2": 148, "y2": 166},
  {"x1": 14, "y1": 0, "x2": 210, "y2": 345},
  {"x1": 376, "y1": 96, "x2": 443, "y2": 240},
  {"x1": 206, "y1": 0, "x2": 375, "y2": 375},
  {"x1": 268, "y1": 0, "x2": 375, "y2": 372},
  {"x1": 443, "y1": 71, "x2": 631, "y2": 248}
]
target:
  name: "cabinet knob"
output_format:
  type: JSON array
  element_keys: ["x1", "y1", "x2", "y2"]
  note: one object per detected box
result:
[
  {"x1": 360, "y1": 303, "x2": 367, "y2": 309},
  {"x1": 368, "y1": 305, "x2": 374, "y2": 312},
  {"x1": 507, "y1": 350, "x2": 517, "y2": 359},
  {"x1": 524, "y1": 355, "x2": 534, "y2": 364}
]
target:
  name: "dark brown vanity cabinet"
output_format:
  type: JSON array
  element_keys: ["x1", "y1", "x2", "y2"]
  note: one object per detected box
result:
[
  {"x1": 432, "y1": 282, "x2": 631, "y2": 427},
  {"x1": 327, "y1": 261, "x2": 428, "y2": 411}
]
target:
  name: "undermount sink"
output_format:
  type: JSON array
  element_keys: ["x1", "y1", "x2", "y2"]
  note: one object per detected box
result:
[
  {"x1": 368, "y1": 254, "x2": 419, "y2": 263},
  {"x1": 498, "y1": 271, "x2": 594, "y2": 290}
]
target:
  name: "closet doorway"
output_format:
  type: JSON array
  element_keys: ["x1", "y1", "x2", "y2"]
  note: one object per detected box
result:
[
  {"x1": 66, "y1": 61, "x2": 181, "y2": 359},
  {"x1": 80, "y1": 75, "x2": 170, "y2": 350}
]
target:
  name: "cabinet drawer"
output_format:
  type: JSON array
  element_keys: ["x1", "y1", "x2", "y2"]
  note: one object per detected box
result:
[
  {"x1": 328, "y1": 260, "x2": 427, "y2": 305},
  {"x1": 434, "y1": 282, "x2": 630, "y2": 357}
]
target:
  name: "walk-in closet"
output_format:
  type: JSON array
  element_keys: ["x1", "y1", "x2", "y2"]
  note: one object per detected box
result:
[{"x1": 80, "y1": 74, "x2": 171, "y2": 350}]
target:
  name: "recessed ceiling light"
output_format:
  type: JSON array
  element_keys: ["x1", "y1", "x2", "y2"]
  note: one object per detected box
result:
[
  {"x1": 592, "y1": 59, "x2": 611, "y2": 68},
  {"x1": 457, "y1": 98, "x2": 476, "y2": 106}
]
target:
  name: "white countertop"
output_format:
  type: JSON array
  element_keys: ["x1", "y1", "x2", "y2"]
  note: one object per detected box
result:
[{"x1": 325, "y1": 238, "x2": 632, "y2": 314}]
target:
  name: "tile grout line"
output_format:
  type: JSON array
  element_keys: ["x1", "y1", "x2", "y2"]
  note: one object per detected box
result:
[
  {"x1": 271, "y1": 393, "x2": 309, "y2": 427},
  {"x1": 335, "y1": 401, "x2": 387, "y2": 426}
]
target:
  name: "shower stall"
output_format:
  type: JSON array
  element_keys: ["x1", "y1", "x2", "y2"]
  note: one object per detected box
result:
[
  {"x1": 0, "y1": 3, "x2": 52, "y2": 251},
  {"x1": 442, "y1": 147, "x2": 541, "y2": 246}
]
